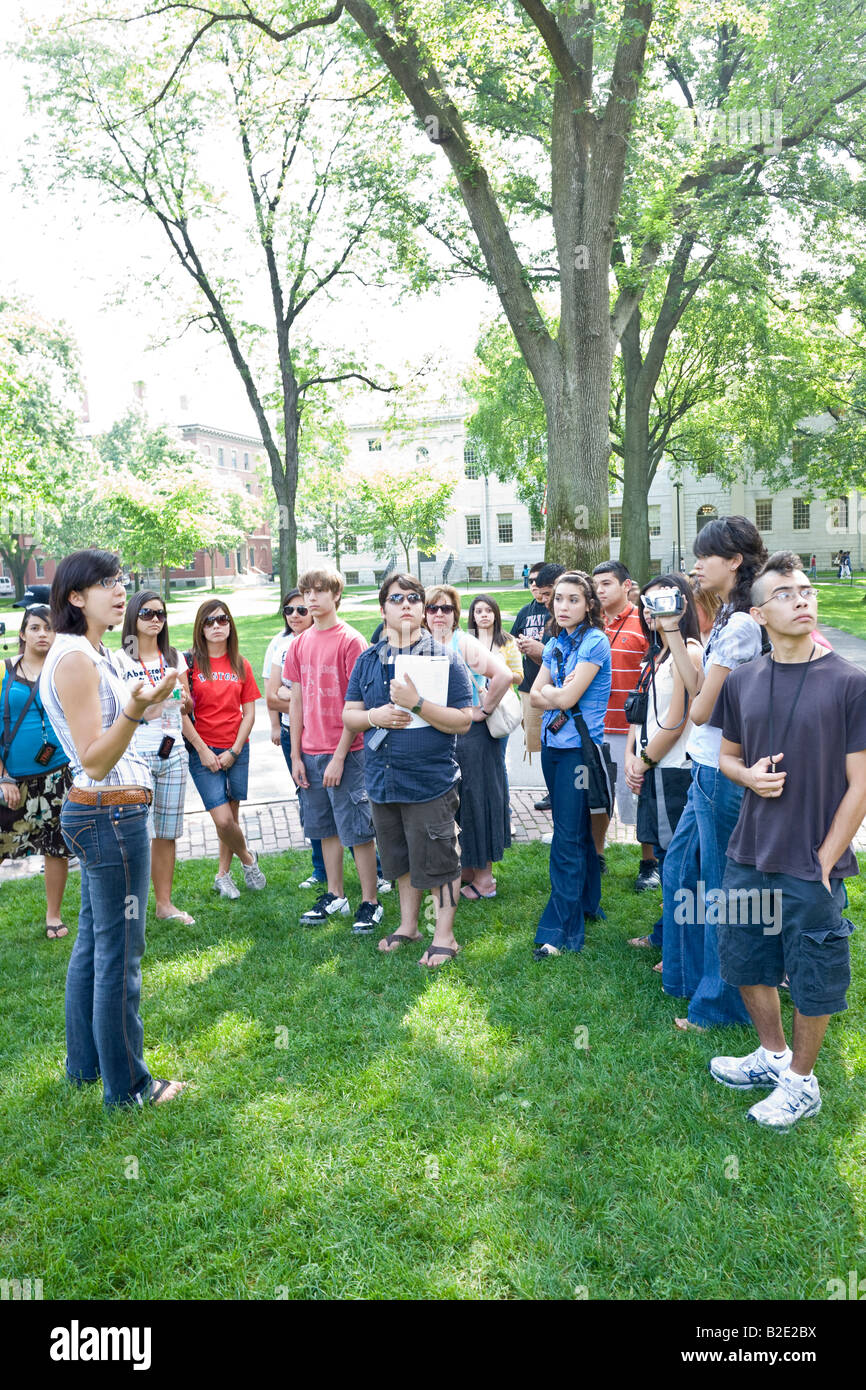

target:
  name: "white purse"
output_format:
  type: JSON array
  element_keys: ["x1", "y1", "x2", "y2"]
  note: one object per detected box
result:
[{"x1": 486, "y1": 685, "x2": 522, "y2": 739}]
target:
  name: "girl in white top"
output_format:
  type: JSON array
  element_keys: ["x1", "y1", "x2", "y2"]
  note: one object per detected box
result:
[{"x1": 115, "y1": 590, "x2": 194, "y2": 925}]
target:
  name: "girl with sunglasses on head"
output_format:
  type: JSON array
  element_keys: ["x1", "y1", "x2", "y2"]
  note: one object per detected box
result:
[
  {"x1": 657, "y1": 515, "x2": 766, "y2": 1031},
  {"x1": 182, "y1": 599, "x2": 266, "y2": 899},
  {"x1": 115, "y1": 592, "x2": 195, "y2": 925},
  {"x1": 424, "y1": 585, "x2": 513, "y2": 900},
  {"x1": 0, "y1": 604, "x2": 73, "y2": 939},
  {"x1": 264, "y1": 590, "x2": 324, "y2": 887}
]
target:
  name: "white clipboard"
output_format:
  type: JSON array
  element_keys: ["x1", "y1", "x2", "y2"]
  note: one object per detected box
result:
[{"x1": 393, "y1": 654, "x2": 450, "y2": 729}]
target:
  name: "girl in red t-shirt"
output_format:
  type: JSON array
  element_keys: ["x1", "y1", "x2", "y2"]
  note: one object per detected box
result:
[{"x1": 182, "y1": 600, "x2": 265, "y2": 898}]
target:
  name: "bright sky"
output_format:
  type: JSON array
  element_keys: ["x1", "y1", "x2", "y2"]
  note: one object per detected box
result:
[{"x1": 1, "y1": 3, "x2": 494, "y2": 438}]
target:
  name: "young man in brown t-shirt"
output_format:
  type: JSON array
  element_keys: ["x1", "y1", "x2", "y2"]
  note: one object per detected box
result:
[{"x1": 710, "y1": 552, "x2": 866, "y2": 1129}]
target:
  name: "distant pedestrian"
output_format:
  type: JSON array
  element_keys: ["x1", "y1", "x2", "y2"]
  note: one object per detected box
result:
[
  {"x1": 809, "y1": 553, "x2": 818, "y2": 580},
  {"x1": 183, "y1": 600, "x2": 266, "y2": 898},
  {"x1": 522, "y1": 564, "x2": 530, "y2": 589}
]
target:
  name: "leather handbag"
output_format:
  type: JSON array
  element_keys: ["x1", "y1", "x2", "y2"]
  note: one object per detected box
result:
[{"x1": 486, "y1": 685, "x2": 522, "y2": 739}]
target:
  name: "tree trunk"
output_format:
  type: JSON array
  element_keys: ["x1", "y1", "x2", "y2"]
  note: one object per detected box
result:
[
  {"x1": 618, "y1": 309, "x2": 652, "y2": 585},
  {"x1": 272, "y1": 457, "x2": 295, "y2": 592},
  {"x1": 0, "y1": 538, "x2": 38, "y2": 599},
  {"x1": 209, "y1": 550, "x2": 217, "y2": 590}
]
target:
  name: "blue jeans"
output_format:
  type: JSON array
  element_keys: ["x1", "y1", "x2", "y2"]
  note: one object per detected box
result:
[
  {"x1": 61, "y1": 801, "x2": 154, "y2": 1108},
  {"x1": 534, "y1": 744, "x2": 601, "y2": 952},
  {"x1": 280, "y1": 726, "x2": 324, "y2": 880},
  {"x1": 662, "y1": 764, "x2": 751, "y2": 1027}
]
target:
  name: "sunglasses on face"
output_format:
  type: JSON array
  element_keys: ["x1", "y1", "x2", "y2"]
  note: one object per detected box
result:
[
  {"x1": 283, "y1": 605, "x2": 308, "y2": 616},
  {"x1": 203, "y1": 615, "x2": 229, "y2": 628},
  {"x1": 385, "y1": 592, "x2": 423, "y2": 606},
  {"x1": 426, "y1": 603, "x2": 454, "y2": 615},
  {"x1": 139, "y1": 608, "x2": 166, "y2": 623}
]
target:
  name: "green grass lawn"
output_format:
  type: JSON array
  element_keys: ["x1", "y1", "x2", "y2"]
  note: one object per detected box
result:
[{"x1": 1, "y1": 842, "x2": 863, "y2": 1300}]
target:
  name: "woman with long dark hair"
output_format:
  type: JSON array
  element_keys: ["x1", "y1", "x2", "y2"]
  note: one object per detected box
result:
[
  {"x1": 0, "y1": 605, "x2": 73, "y2": 938},
  {"x1": 182, "y1": 598, "x2": 265, "y2": 898},
  {"x1": 624, "y1": 574, "x2": 703, "y2": 964},
  {"x1": 528, "y1": 571, "x2": 611, "y2": 958},
  {"x1": 116, "y1": 591, "x2": 194, "y2": 924},
  {"x1": 40, "y1": 549, "x2": 185, "y2": 1107},
  {"x1": 466, "y1": 594, "x2": 523, "y2": 683},
  {"x1": 657, "y1": 517, "x2": 767, "y2": 1030}
]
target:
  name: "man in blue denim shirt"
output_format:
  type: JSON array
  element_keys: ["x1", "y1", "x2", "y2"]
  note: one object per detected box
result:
[{"x1": 344, "y1": 575, "x2": 473, "y2": 968}]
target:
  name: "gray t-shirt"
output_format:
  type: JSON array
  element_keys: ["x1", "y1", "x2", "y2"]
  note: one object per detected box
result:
[{"x1": 712, "y1": 650, "x2": 866, "y2": 879}]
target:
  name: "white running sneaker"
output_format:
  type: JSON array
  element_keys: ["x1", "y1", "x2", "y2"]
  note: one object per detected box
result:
[
  {"x1": 377, "y1": 876, "x2": 393, "y2": 894},
  {"x1": 709, "y1": 1045, "x2": 791, "y2": 1090},
  {"x1": 242, "y1": 851, "x2": 267, "y2": 890},
  {"x1": 300, "y1": 892, "x2": 351, "y2": 925},
  {"x1": 214, "y1": 872, "x2": 240, "y2": 900},
  {"x1": 299, "y1": 874, "x2": 326, "y2": 890},
  {"x1": 747, "y1": 1070, "x2": 822, "y2": 1130}
]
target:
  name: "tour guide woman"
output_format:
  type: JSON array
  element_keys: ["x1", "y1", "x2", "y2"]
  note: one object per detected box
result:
[
  {"x1": 40, "y1": 549, "x2": 185, "y2": 1107},
  {"x1": 529, "y1": 571, "x2": 611, "y2": 959}
]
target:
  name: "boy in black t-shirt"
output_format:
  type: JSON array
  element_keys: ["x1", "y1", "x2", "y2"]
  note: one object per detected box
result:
[{"x1": 709, "y1": 552, "x2": 866, "y2": 1129}]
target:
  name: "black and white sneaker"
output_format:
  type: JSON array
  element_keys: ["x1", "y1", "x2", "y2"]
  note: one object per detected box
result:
[
  {"x1": 352, "y1": 901, "x2": 384, "y2": 934},
  {"x1": 635, "y1": 859, "x2": 661, "y2": 892},
  {"x1": 534, "y1": 794, "x2": 552, "y2": 812},
  {"x1": 299, "y1": 892, "x2": 350, "y2": 925}
]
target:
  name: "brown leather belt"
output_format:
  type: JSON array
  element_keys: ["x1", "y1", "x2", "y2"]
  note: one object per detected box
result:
[{"x1": 67, "y1": 786, "x2": 153, "y2": 807}]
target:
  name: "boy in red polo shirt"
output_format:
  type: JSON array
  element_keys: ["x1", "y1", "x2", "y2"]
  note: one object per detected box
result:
[{"x1": 591, "y1": 561, "x2": 657, "y2": 889}]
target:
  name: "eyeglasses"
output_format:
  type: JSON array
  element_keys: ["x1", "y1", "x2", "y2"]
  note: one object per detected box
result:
[
  {"x1": 139, "y1": 607, "x2": 166, "y2": 623},
  {"x1": 385, "y1": 592, "x2": 423, "y2": 606},
  {"x1": 283, "y1": 605, "x2": 308, "y2": 616},
  {"x1": 763, "y1": 586, "x2": 818, "y2": 604},
  {"x1": 97, "y1": 574, "x2": 125, "y2": 590},
  {"x1": 203, "y1": 614, "x2": 230, "y2": 628},
  {"x1": 426, "y1": 603, "x2": 454, "y2": 615}
]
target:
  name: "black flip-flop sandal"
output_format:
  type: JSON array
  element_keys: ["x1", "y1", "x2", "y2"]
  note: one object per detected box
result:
[
  {"x1": 419, "y1": 944, "x2": 460, "y2": 968},
  {"x1": 382, "y1": 932, "x2": 420, "y2": 950},
  {"x1": 149, "y1": 1079, "x2": 186, "y2": 1105},
  {"x1": 45, "y1": 923, "x2": 69, "y2": 939}
]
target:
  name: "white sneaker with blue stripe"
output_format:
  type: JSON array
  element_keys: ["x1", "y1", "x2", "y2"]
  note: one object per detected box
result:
[
  {"x1": 747, "y1": 1070, "x2": 822, "y2": 1130},
  {"x1": 709, "y1": 1045, "x2": 791, "y2": 1090}
]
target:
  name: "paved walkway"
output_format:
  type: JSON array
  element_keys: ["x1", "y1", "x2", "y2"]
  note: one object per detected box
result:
[{"x1": 3, "y1": 618, "x2": 866, "y2": 884}]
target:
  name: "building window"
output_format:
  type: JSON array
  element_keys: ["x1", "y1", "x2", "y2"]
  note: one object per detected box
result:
[
  {"x1": 344, "y1": 571, "x2": 359, "y2": 586},
  {"x1": 497, "y1": 514, "x2": 513, "y2": 544},
  {"x1": 610, "y1": 508, "x2": 623, "y2": 538},
  {"x1": 466, "y1": 515, "x2": 481, "y2": 546},
  {"x1": 35, "y1": 557, "x2": 45, "y2": 578},
  {"x1": 232, "y1": 451, "x2": 238, "y2": 469},
  {"x1": 467, "y1": 565, "x2": 482, "y2": 582},
  {"x1": 186, "y1": 559, "x2": 196, "y2": 571},
  {"x1": 696, "y1": 504, "x2": 717, "y2": 533},
  {"x1": 828, "y1": 497, "x2": 849, "y2": 530},
  {"x1": 416, "y1": 447, "x2": 429, "y2": 464},
  {"x1": 249, "y1": 547, "x2": 255, "y2": 566},
  {"x1": 499, "y1": 564, "x2": 514, "y2": 582},
  {"x1": 464, "y1": 443, "x2": 481, "y2": 479},
  {"x1": 343, "y1": 535, "x2": 356, "y2": 553},
  {"x1": 223, "y1": 551, "x2": 231, "y2": 566},
  {"x1": 316, "y1": 535, "x2": 329, "y2": 553},
  {"x1": 530, "y1": 525, "x2": 545, "y2": 542},
  {"x1": 755, "y1": 499, "x2": 773, "y2": 531},
  {"x1": 218, "y1": 448, "x2": 224, "y2": 466},
  {"x1": 368, "y1": 438, "x2": 382, "y2": 452},
  {"x1": 243, "y1": 452, "x2": 250, "y2": 469},
  {"x1": 245, "y1": 483, "x2": 252, "y2": 493},
  {"x1": 648, "y1": 505, "x2": 661, "y2": 537},
  {"x1": 793, "y1": 497, "x2": 810, "y2": 530}
]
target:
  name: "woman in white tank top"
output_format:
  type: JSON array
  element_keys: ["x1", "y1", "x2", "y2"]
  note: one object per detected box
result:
[{"x1": 41, "y1": 550, "x2": 185, "y2": 1109}]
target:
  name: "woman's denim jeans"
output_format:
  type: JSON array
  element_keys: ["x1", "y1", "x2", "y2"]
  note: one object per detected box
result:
[
  {"x1": 534, "y1": 744, "x2": 601, "y2": 952},
  {"x1": 661, "y1": 763, "x2": 751, "y2": 1027},
  {"x1": 61, "y1": 800, "x2": 154, "y2": 1108}
]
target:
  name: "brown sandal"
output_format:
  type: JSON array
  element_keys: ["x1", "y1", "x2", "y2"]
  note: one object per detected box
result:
[
  {"x1": 45, "y1": 923, "x2": 69, "y2": 940},
  {"x1": 379, "y1": 931, "x2": 421, "y2": 952},
  {"x1": 418, "y1": 944, "x2": 460, "y2": 968}
]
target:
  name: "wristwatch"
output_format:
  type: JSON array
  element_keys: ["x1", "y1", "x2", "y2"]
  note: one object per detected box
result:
[{"x1": 411, "y1": 697, "x2": 425, "y2": 715}]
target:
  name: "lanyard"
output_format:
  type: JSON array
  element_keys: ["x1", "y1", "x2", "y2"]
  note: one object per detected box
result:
[
  {"x1": 136, "y1": 653, "x2": 166, "y2": 687},
  {"x1": 767, "y1": 644, "x2": 817, "y2": 772}
]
